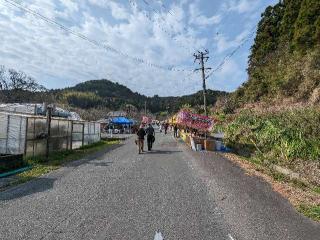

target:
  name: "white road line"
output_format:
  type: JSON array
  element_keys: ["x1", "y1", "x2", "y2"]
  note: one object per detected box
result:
[{"x1": 228, "y1": 234, "x2": 236, "y2": 240}]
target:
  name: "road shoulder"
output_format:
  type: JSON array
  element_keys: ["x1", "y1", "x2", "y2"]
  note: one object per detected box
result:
[
  {"x1": 176, "y1": 138, "x2": 320, "y2": 240},
  {"x1": 0, "y1": 140, "x2": 122, "y2": 193}
]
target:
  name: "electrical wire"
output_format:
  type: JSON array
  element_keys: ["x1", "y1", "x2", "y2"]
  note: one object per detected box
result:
[
  {"x1": 128, "y1": 0, "x2": 194, "y2": 55},
  {"x1": 138, "y1": 0, "x2": 201, "y2": 53},
  {"x1": 2, "y1": 0, "x2": 192, "y2": 73},
  {"x1": 205, "y1": 26, "x2": 257, "y2": 80}
]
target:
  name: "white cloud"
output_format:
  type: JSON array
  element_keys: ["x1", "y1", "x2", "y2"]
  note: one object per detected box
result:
[
  {"x1": 224, "y1": 0, "x2": 260, "y2": 14},
  {"x1": 189, "y1": 2, "x2": 221, "y2": 27},
  {"x1": 0, "y1": 0, "x2": 270, "y2": 96},
  {"x1": 213, "y1": 28, "x2": 251, "y2": 53},
  {"x1": 0, "y1": 0, "x2": 203, "y2": 96},
  {"x1": 88, "y1": 0, "x2": 129, "y2": 20},
  {"x1": 209, "y1": 59, "x2": 247, "y2": 92},
  {"x1": 59, "y1": 0, "x2": 79, "y2": 14}
]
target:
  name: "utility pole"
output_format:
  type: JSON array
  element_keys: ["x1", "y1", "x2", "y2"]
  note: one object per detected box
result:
[
  {"x1": 144, "y1": 101, "x2": 147, "y2": 115},
  {"x1": 45, "y1": 105, "x2": 53, "y2": 160},
  {"x1": 194, "y1": 50, "x2": 211, "y2": 116}
]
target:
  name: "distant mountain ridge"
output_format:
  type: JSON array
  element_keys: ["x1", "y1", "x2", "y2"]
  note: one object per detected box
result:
[{"x1": 57, "y1": 79, "x2": 228, "y2": 114}]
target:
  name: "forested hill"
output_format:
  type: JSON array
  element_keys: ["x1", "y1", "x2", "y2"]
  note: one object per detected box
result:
[
  {"x1": 230, "y1": 0, "x2": 319, "y2": 108},
  {"x1": 0, "y1": 65, "x2": 227, "y2": 117},
  {"x1": 57, "y1": 79, "x2": 228, "y2": 114}
]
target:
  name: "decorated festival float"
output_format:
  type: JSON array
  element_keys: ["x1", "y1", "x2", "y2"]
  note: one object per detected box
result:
[
  {"x1": 171, "y1": 110, "x2": 220, "y2": 151},
  {"x1": 141, "y1": 116, "x2": 152, "y2": 125}
]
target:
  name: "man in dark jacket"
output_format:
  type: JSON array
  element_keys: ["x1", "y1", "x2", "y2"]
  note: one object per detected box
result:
[
  {"x1": 164, "y1": 123, "x2": 168, "y2": 134},
  {"x1": 173, "y1": 124, "x2": 178, "y2": 138},
  {"x1": 136, "y1": 125, "x2": 146, "y2": 154},
  {"x1": 145, "y1": 124, "x2": 155, "y2": 151}
]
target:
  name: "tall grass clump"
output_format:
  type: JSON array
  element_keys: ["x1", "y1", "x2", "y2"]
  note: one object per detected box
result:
[{"x1": 223, "y1": 107, "x2": 320, "y2": 182}]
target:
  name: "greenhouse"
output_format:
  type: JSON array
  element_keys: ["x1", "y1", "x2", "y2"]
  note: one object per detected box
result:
[{"x1": 0, "y1": 111, "x2": 100, "y2": 157}]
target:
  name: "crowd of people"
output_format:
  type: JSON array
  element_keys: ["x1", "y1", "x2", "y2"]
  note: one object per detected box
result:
[
  {"x1": 135, "y1": 120, "x2": 206, "y2": 154},
  {"x1": 136, "y1": 124, "x2": 155, "y2": 154},
  {"x1": 135, "y1": 122, "x2": 181, "y2": 154}
]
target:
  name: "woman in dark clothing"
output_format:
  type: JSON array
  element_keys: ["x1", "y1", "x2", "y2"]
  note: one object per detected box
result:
[
  {"x1": 173, "y1": 125, "x2": 178, "y2": 138},
  {"x1": 136, "y1": 125, "x2": 146, "y2": 154},
  {"x1": 145, "y1": 124, "x2": 155, "y2": 151}
]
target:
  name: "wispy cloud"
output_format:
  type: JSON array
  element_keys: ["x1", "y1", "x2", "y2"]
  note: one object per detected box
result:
[
  {"x1": 189, "y1": 1, "x2": 221, "y2": 27},
  {"x1": 223, "y1": 0, "x2": 261, "y2": 14},
  {"x1": 0, "y1": 0, "x2": 278, "y2": 96},
  {"x1": 88, "y1": 0, "x2": 129, "y2": 20}
]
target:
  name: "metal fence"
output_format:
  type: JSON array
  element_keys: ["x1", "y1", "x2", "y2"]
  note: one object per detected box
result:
[{"x1": 0, "y1": 112, "x2": 101, "y2": 157}]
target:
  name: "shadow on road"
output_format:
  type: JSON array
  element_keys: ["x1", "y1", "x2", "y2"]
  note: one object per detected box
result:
[
  {"x1": 145, "y1": 150, "x2": 182, "y2": 154},
  {"x1": 0, "y1": 177, "x2": 56, "y2": 201},
  {"x1": 89, "y1": 161, "x2": 113, "y2": 167},
  {"x1": 65, "y1": 144, "x2": 123, "y2": 168},
  {"x1": 0, "y1": 144, "x2": 124, "y2": 202}
]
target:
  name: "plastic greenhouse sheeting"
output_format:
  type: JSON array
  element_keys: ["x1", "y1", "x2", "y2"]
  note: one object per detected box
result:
[
  {"x1": 0, "y1": 112, "x2": 27, "y2": 155},
  {"x1": 0, "y1": 103, "x2": 40, "y2": 115},
  {"x1": 84, "y1": 122, "x2": 101, "y2": 145},
  {"x1": 0, "y1": 111, "x2": 101, "y2": 156},
  {"x1": 0, "y1": 103, "x2": 81, "y2": 120}
]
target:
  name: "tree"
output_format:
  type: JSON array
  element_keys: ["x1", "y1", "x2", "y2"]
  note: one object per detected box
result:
[
  {"x1": 0, "y1": 65, "x2": 46, "y2": 102},
  {"x1": 248, "y1": 2, "x2": 285, "y2": 72},
  {"x1": 293, "y1": 0, "x2": 320, "y2": 50},
  {"x1": 0, "y1": 66, "x2": 45, "y2": 92},
  {"x1": 0, "y1": 65, "x2": 8, "y2": 90}
]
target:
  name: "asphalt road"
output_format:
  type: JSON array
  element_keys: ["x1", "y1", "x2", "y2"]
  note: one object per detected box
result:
[{"x1": 0, "y1": 134, "x2": 319, "y2": 240}]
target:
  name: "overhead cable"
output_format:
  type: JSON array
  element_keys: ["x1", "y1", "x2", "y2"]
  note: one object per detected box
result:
[
  {"x1": 205, "y1": 26, "x2": 257, "y2": 80},
  {"x1": 2, "y1": 0, "x2": 192, "y2": 73}
]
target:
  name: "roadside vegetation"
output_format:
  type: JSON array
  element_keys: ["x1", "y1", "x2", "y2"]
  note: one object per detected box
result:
[
  {"x1": 222, "y1": 107, "x2": 320, "y2": 184},
  {"x1": 299, "y1": 205, "x2": 320, "y2": 221},
  {"x1": 0, "y1": 140, "x2": 120, "y2": 191},
  {"x1": 209, "y1": 0, "x2": 320, "y2": 221},
  {"x1": 228, "y1": 0, "x2": 320, "y2": 108},
  {"x1": 214, "y1": 108, "x2": 320, "y2": 221}
]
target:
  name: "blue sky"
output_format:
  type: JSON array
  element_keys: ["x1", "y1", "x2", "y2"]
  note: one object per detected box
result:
[{"x1": 0, "y1": 0, "x2": 278, "y2": 96}]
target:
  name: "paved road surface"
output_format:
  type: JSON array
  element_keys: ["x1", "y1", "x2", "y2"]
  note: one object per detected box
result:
[{"x1": 0, "y1": 134, "x2": 319, "y2": 240}]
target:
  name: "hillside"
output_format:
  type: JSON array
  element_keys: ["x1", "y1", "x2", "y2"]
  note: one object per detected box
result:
[
  {"x1": 57, "y1": 79, "x2": 228, "y2": 114},
  {"x1": 213, "y1": 1, "x2": 320, "y2": 220},
  {"x1": 229, "y1": 0, "x2": 319, "y2": 110},
  {"x1": 1, "y1": 65, "x2": 228, "y2": 119}
]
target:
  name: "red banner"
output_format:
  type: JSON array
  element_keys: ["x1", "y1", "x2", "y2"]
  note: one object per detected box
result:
[
  {"x1": 176, "y1": 110, "x2": 215, "y2": 131},
  {"x1": 142, "y1": 116, "x2": 152, "y2": 124}
]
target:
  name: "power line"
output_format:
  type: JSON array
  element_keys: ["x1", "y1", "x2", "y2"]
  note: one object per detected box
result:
[
  {"x1": 205, "y1": 26, "x2": 257, "y2": 80},
  {"x1": 128, "y1": 0, "x2": 194, "y2": 55},
  {"x1": 150, "y1": 0, "x2": 260, "y2": 59},
  {"x1": 2, "y1": 0, "x2": 192, "y2": 73},
  {"x1": 153, "y1": 0, "x2": 174, "y2": 16},
  {"x1": 205, "y1": 2, "x2": 272, "y2": 78},
  {"x1": 138, "y1": 0, "x2": 201, "y2": 53}
]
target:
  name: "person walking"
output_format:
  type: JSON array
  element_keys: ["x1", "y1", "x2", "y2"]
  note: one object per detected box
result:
[
  {"x1": 136, "y1": 125, "x2": 146, "y2": 154},
  {"x1": 164, "y1": 123, "x2": 168, "y2": 135},
  {"x1": 173, "y1": 124, "x2": 178, "y2": 138},
  {"x1": 145, "y1": 124, "x2": 155, "y2": 151}
]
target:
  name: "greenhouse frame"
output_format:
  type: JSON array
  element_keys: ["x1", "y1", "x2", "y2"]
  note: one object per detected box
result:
[{"x1": 0, "y1": 111, "x2": 101, "y2": 157}]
